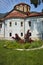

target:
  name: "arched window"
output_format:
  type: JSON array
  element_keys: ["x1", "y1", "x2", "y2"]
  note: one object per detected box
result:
[
  {"x1": 29, "y1": 21, "x2": 31, "y2": 26},
  {"x1": 21, "y1": 33, "x2": 23, "y2": 36},
  {"x1": 9, "y1": 22, "x2": 12, "y2": 27},
  {"x1": 15, "y1": 22, "x2": 17, "y2": 25},
  {"x1": 9, "y1": 33, "x2": 12, "y2": 37},
  {"x1": 21, "y1": 22, "x2": 23, "y2": 27}
]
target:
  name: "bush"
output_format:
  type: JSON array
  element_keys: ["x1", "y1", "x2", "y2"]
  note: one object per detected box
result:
[
  {"x1": 12, "y1": 30, "x2": 33, "y2": 43},
  {"x1": 12, "y1": 34, "x2": 21, "y2": 41},
  {"x1": 29, "y1": 41, "x2": 43, "y2": 48},
  {"x1": 1, "y1": 40, "x2": 43, "y2": 49},
  {"x1": 24, "y1": 43, "x2": 31, "y2": 49}
]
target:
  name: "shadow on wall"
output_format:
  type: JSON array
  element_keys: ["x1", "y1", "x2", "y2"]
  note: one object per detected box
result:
[{"x1": 30, "y1": 18, "x2": 42, "y2": 39}]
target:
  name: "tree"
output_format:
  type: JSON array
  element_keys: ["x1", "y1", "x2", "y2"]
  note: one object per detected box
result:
[
  {"x1": 30, "y1": 0, "x2": 43, "y2": 7},
  {"x1": 42, "y1": 9, "x2": 43, "y2": 12}
]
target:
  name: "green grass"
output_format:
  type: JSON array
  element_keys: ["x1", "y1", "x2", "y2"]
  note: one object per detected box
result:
[
  {"x1": 0, "y1": 40, "x2": 43, "y2": 49},
  {"x1": 0, "y1": 40, "x2": 43, "y2": 65}
]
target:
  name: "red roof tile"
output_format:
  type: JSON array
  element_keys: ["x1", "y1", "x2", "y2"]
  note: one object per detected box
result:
[
  {"x1": 5, "y1": 10, "x2": 27, "y2": 19},
  {"x1": 28, "y1": 12, "x2": 43, "y2": 17},
  {"x1": 5, "y1": 9, "x2": 43, "y2": 19}
]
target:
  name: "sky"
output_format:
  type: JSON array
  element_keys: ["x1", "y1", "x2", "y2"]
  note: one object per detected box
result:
[{"x1": 0, "y1": 0, "x2": 43, "y2": 13}]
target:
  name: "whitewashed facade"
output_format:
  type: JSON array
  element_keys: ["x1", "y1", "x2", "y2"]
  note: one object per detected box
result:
[
  {"x1": 25, "y1": 17, "x2": 43, "y2": 40},
  {"x1": 4, "y1": 18, "x2": 24, "y2": 39},
  {"x1": 0, "y1": 17, "x2": 43, "y2": 40}
]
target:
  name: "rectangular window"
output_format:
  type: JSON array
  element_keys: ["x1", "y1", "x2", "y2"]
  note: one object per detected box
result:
[
  {"x1": 9, "y1": 33, "x2": 12, "y2": 37},
  {"x1": 29, "y1": 21, "x2": 31, "y2": 26},
  {"x1": 15, "y1": 22, "x2": 17, "y2": 25},
  {"x1": 21, "y1": 22, "x2": 23, "y2": 27},
  {"x1": 0, "y1": 23, "x2": 2, "y2": 28},
  {"x1": 21, "y1": 33, "x2": 23, "y2": 36},
  {"x1": 9, "y1": 22, "x2": 12, "y2": 27}
]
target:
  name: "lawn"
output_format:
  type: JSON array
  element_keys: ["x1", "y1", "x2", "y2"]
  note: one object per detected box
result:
[
  {"x1": 0, "y1": 40, "x2": 43, "y2": 65},
  {"x1": 1, "y1": 40, "x2": 43, "y2": 49}
]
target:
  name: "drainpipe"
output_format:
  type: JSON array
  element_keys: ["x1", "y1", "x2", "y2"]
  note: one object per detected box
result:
[
  {"x1": 24, "y1": 18, "x2": 25, "y2": 42},
  {"x1": 4, "y1": 21, "x2": 5, "y2": 38}
]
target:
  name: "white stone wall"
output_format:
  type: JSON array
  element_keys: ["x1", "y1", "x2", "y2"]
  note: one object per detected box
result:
[
  {"x1": 25, "y1": 17, "x2": 43, "y2": 40},
  {"x1": 0, "y1": 22, "x2": 4, "y2": 37},
  {"x1": 5, "y1": 18, "x2": 25, "y2": 39},
  {"x1": 4, "y1": 17, "x2": 43, "y2": 40}
]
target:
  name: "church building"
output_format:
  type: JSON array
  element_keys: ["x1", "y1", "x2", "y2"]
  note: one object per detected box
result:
[{"x1": 0, "y1": 3, "x2": 43, "y2": 40}]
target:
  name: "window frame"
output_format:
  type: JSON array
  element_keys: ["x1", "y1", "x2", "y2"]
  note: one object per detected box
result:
[
  {"x1": 9, "y1": 22, "x2": 12, "y2": 27},
  {"x1": 21, "y1": 22, "x2": 23, "y2": 27},
  {"x1": 15, "y1": 22, "x2": 17, "y2": 25},
  {"x1": 9, "y1": 33, "x2": 12, "y2": 37},
  {"x1": 21, "y1": 33, "x2": 23, "y2": 36},
  {"x1": 28, "y1": 21, "x2": 31, "y2": 27}
]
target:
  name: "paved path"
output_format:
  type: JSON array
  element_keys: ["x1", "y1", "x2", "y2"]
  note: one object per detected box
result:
[{"x1": 15, "y1": 45, "x2": 43, "y2": 51}]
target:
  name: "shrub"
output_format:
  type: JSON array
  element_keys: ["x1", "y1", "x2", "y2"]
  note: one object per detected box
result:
[
  {"x1": 2, "y1": 40, "x2": 43, "y2": 49},
  {"x1": 24, "y1": 43, "x2": 31, "y2": 49},
  {"x1": 18, "y1": 39, "x2": 24, "y2": 43},
  {"x1": 29, "y1": 41, "x2": 42, "y2": 48},
  {"x1": 12, "y1": 34, "x2": 21, "y2": 41},
  {"x1": 12, "y1": 30, "x2": 33, "y2": 43}
]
